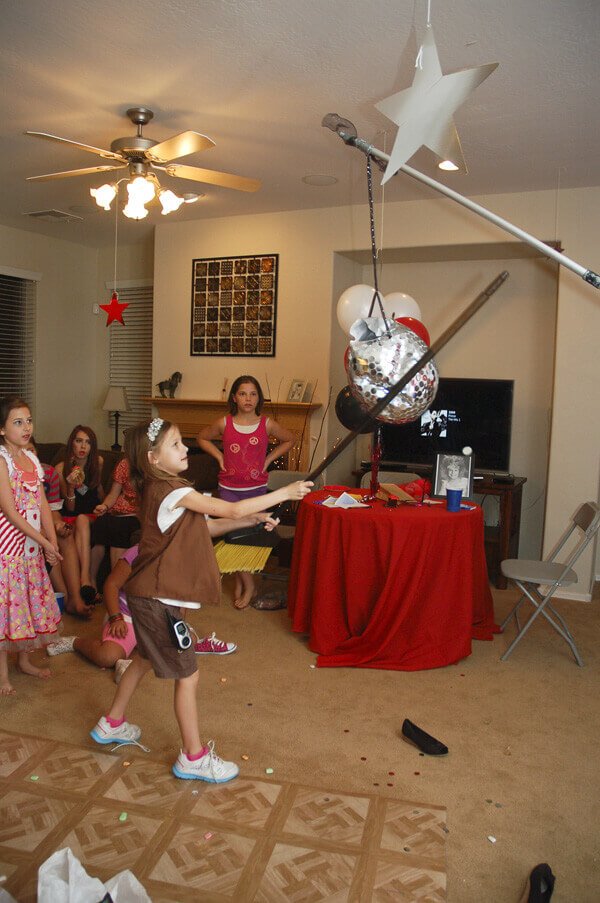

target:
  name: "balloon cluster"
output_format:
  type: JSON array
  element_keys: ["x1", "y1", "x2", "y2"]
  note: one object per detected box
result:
[
  {"x1": 336, "y1": 284, "x2": 430, "y2": 344},
  {"x1": 335, "y1": 284, "x2": 438, "y2": 430}
]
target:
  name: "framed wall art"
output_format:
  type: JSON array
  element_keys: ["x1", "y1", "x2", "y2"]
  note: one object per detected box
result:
[{"x1": 190, "y1": 253, "x2": 278, "y2": 357}]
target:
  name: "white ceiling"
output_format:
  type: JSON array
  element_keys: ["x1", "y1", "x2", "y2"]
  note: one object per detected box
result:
[{"x1": 1, "y1": 0, "x2": 598, "y2": 248}]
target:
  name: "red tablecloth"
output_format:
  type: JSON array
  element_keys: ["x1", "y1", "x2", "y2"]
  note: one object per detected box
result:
[{"x1": 288, "y1": 488, "x2": 496, "y2": 670}]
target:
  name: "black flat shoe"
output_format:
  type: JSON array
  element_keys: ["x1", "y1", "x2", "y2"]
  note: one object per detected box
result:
[
  {"x1": 521, "y1": 864, "x2": 555, "y2": 903},
  {"x1": 401, "y1": 718, "x2": 448, "y2": 756}
]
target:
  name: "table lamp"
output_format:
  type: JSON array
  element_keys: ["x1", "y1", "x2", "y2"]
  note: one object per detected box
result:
[{"x1": 103, "y1": 386, "x2": 129, "y2": 451}]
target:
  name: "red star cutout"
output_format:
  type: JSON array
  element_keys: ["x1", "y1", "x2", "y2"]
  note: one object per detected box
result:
[{"x1": 100, "y1": 292, "x2": 130, "y2": 326}]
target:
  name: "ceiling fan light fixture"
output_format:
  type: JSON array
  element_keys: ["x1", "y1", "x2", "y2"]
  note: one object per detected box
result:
[
  {"x1": 90, "y1": 183, "x2": 117, "y2": 210},
  {"x1": 159, "y1": 188, "x2": 185, "y2": 215},
  {"x1": 127, "y1": 175, "x2": 156, "y2": 205},
  {"x1": 122, "y1": 200, "x2": 149, "y2": 220}
]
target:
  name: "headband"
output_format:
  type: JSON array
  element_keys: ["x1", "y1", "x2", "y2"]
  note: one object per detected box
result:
[{"x1": 147, "y1": 418, "x2": 164, "y2": 444}]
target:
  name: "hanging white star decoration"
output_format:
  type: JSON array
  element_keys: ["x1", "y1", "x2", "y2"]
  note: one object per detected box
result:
[{"x1": 375, "y1": 26, "x2": 498, "y2": 184}]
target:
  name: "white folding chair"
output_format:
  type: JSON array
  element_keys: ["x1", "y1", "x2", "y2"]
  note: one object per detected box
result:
[{"x1": 500, "y1": 501, "x2": 600, "y2": 665}]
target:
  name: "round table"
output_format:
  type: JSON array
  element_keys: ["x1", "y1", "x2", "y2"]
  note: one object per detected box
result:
[{"x1": 288, "y1": 487, "x2": 496, "y2": 670}]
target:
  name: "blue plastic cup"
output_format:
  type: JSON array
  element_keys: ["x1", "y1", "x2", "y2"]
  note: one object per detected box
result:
[
  {"x1": 446, "y1": 488, "x2": 463, "y2": 512},
  {"x1": 55, "y1": 592, "x2": 65, "y2": 614}
]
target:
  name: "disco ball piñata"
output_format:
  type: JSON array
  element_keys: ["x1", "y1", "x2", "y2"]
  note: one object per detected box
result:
[{"x1": 346, "y1": 318, "x2": 439, "y2": 423}]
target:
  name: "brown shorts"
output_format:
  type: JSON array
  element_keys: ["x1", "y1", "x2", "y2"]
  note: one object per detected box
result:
[{"x1": 127, "y1": 596, "x2": 197, "y2": 680}]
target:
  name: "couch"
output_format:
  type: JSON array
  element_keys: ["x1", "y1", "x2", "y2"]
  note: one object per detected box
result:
[{"x1": 35, "y1": 443, "x2": 220, "y2": 494}]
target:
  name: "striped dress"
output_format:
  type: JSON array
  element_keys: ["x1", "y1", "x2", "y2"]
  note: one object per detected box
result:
[{"x1": 0, "y1": 447, "x2": 61, "y2": 652}]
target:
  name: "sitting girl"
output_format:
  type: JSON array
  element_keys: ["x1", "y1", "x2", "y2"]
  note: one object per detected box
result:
[
  {"x1": 90, "y1": 455, "x2": 140, "y2": 583},
  {"x1": 55, "y1": 425, "x2": 104, "y2": 604},
  {"x1": 48, "y1": 544, "x2": 139, "y2": 683},
  {"x1": 27, "y1": 438, "x2": 93, "y2": 617}
]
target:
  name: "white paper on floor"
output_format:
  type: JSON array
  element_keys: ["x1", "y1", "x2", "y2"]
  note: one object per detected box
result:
[{"x1": 38, "y1": 848, "x2": 151, "y2": 903}]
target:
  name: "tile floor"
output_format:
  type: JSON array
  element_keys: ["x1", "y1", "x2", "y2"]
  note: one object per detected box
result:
[{"x1": 0, "y1": 729, "x2": 447, "y2": 902}]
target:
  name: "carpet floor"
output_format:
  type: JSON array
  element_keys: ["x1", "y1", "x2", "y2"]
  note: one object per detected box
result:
[{"x1": 0, "y1": 574, "x2": 598, "y2": 902}]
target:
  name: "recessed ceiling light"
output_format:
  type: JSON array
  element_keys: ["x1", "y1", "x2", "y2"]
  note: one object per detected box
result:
[
  {"x1": 438, "y1": 160, "x2": 459, "y2": 171},
  {"x1": 302, "y1": 174, "x2": 338, "y2": 186},
  {"x1": 182, "y1": 192, "x2": 204, "y2": 203}
]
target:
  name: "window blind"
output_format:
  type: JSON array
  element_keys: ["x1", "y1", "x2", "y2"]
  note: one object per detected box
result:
[
  {"x1": 0, "y1": 274, "x2": 36, "y2": 406},
  {"x1": 108, "y1": 285, "x2": 153, "y2": 433}
]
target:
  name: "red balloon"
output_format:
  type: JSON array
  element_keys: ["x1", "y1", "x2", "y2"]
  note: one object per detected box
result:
[{"x1": 396, "y1": 316, "x2": 430, "y2": 346}]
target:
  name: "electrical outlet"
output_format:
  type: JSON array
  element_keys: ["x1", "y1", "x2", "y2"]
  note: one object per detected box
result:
[{"x1": 92, "y1": 303, "x2": 99, "y2": 314}]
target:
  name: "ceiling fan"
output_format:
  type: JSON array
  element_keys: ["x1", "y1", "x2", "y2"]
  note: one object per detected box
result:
[{"x1": 25, "y1": 106, "x2": 260, "y2": 217}]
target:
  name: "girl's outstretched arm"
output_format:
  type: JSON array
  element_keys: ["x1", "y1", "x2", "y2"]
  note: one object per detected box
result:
[
  {"x1": 197, "y1": 418, "x2": 226, "y2": 470},
  {"x1": 264, "y1": 419, "x2": 295, "y2": 469},
  {"x1": 0, "y1": 458, "x2": 62, "y2": 563},
  {"x1": 176, "y1": 480, "x2": 312, "y2": 520},
  {"x1": 207, "y1": 512, "x2": 279, "y2": 538}
]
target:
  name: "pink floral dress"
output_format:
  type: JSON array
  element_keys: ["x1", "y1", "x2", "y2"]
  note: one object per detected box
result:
[{"x1": 0, "y1": 447, "x2": 61, "y2": 652}]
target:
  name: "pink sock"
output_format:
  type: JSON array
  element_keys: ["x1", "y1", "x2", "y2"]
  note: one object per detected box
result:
[
  {"x1": 106, "y1": 715, "x2": 125, "y2": 728},
  {"x1": 185, "y1": 746, "x2": 209, "y2": 761}
]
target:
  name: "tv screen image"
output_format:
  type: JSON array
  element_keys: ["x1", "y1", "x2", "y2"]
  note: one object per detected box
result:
[{"x1": 379, "y1": 377, "x2": 514, "y2": 474}]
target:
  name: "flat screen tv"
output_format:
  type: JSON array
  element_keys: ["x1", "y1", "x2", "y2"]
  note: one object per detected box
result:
[{"x1": 379, "y1": 377, "x2": 514, "y2": 474}]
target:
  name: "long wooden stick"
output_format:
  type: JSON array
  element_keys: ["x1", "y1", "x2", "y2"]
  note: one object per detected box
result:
[{"x1": 308, "y1": 271, "x2": 509, "y2": 481}]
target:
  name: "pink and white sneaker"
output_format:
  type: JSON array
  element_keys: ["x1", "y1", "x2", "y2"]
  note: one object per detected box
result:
[
  {"x1": 194, "y1": 632, "x2": 237, "y2": 655},
  {"x1": 173, "y1": 740, "x2": 239, "y2": 782}
]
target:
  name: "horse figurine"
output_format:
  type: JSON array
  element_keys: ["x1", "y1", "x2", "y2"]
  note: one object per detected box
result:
[{"x1": 157, "y1": 371, "x2": 182, "y2": 398}]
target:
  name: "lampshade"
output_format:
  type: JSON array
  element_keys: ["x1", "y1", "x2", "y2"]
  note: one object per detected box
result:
[
  {"x1": 128, "y1": 175, "x2": 156, "y2": 205},
  {"x1": 159, "y1": 189, "x2": 185, "y2": 215},
  {"x1": 90, "y1": 183, "x2": 117, "y2": 210},
  {"x1": 102, "y1": 386, "x2": 130, "y2": 412},
  {"x1": 122, "y1": 200, "x2": 148, "y2": 220}
]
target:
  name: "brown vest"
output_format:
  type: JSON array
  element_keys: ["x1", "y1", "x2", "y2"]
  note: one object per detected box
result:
[{"x1": 124, "y1": 478, "x2": 221, "y2": 606}]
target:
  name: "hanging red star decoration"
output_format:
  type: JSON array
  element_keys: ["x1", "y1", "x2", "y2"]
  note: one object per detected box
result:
[{"x1": 100, "y1": 291, "x2": 130, "y2": 326}]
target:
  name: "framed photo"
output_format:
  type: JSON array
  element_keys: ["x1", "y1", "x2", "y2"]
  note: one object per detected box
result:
[
  {"x1": 190, "y1": 253, "x2": 278, "y2": 357},
  {"x1": 431, "y1": 453, "x2": 474, "y2": 500},
  {"x1": 287, "y1": 378, "x2": 307, "y2": 402}
]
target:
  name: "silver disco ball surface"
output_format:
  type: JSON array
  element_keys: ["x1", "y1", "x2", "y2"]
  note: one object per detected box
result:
[{"x1": 346, "y1": 317, "x2": 439, "y2": 423}]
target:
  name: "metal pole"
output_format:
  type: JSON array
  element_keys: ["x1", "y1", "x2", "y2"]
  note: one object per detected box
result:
[{"x1": 336, "y1": 130, "x2": 600, "y2": 290}]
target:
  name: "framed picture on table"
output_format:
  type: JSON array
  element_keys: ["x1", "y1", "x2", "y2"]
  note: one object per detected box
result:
[
  {"x1": 431, "y1": 453, "x2": 474, "y2": 500},
  {"x1": 287, "y1": 379, "x2": 307, "y2": 402}
]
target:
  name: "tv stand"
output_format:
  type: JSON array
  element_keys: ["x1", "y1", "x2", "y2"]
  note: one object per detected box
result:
[{"x1": 354, "y1": 467, "x2": 526, "y2": 589}]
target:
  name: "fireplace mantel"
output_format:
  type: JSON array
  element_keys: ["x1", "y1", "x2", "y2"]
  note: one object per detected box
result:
[{"x1": 142, "y1": 397, "x2": 321, "y2": 471}]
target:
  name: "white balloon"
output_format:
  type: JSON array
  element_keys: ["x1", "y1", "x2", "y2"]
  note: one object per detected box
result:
[
  {"x1": 383, "y1": 291, "x2": 421, "y2": 320},
  {"x1": 336, "y1": 284, "x2": 384, "y2": 334}
]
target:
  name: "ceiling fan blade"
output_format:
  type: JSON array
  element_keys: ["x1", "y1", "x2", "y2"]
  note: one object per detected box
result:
[
  {"x1": 158, "y1": 163, "x2": 260, "y2": 192},
  {"x1": 147, "y1": 131, "x2": 215, "y2": 163},
  {"x1": 25, "y1": 131, "x2": 124, "y2": 161},
  {"x1": 26, "y1": 164, "x2": 126, "y2": 182}
]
